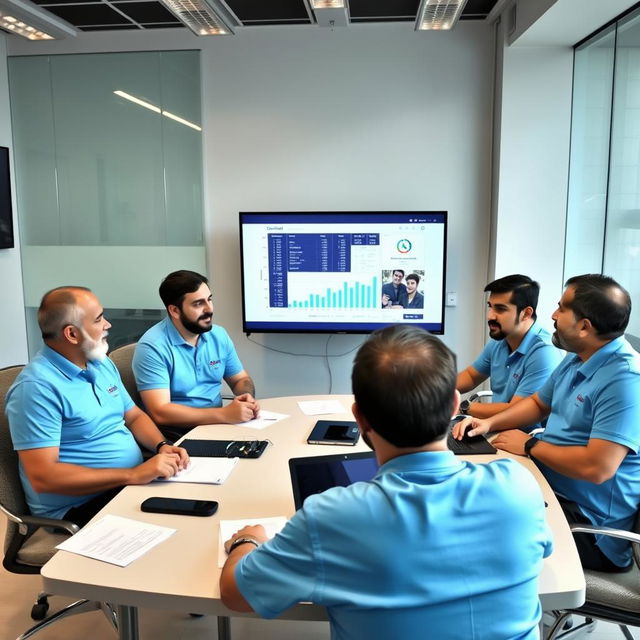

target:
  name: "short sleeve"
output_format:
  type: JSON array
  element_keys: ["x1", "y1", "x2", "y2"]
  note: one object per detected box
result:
[
  {"x1": 219, "y1": 329, "x2": 243, "y2": 379},
  {"x1": 590, "y1": 372, "x2": 640, "y2": 453},
  {"x1": 6, "y1": 380, "x2": 63, "y2": 450},
  {"x1": 512, "y1": 344, "x2": 562, "y2": 399},
  {"x1": 132, "y1": 341, "x2": 171, "y2": 391},
  {"x1": 471, "y1": 341, "x2": 495, "y2": 377},
  {"x1": 235, "y1": 510, "x2": 317, "y2": 618}
]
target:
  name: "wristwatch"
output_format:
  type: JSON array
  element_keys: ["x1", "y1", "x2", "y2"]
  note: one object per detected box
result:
[
  {"x1": 228, "y1": 537, "x2": 261, "y2": 554},
  {"x1": 459, "y1": 399, "x2": 471, "y2": 415},
  {"x1": 155, "y1": 439, "x2": 172, "y2": 453},
  {"x1": 524, "y1": 437, "x2": 540, "y2": 458}
]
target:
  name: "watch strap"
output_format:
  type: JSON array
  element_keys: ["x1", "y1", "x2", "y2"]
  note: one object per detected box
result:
[
  {"x1": 228, "y1": 537, "x2": 260, "y2": 554},
  {"x1": 155, "y1": 439, "x2": 172, "y2": 453},
  {"x1": 524, "y1": 436, "x2": 540, "y2": 457}
]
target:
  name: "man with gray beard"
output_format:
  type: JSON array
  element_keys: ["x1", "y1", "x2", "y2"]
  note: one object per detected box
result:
[{"x1": 5, "y1": 286, "x2": 188, "y2": 527}]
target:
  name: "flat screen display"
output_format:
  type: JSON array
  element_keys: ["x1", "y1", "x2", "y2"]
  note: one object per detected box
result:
[
  {"x1": 0, "y1": 146, "x2": 14, "y2": 250},
  {"x1": 239, "y1": 211, "x2": 447, "y2": 334}
]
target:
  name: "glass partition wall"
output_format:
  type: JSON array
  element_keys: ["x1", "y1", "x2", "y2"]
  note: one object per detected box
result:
[
  {"x1": 565, "y1": 8, "x2": 640, "y2": 344},
  {"x1": 8, "y1": 50, "x2": 206, "y2": 356}
]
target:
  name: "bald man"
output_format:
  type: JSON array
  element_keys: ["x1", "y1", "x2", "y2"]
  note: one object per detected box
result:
[{"x1": 5, "y1": 286, "x2": 188, "y2": 527}]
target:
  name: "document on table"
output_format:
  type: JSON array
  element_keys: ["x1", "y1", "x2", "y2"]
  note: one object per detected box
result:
[
  {"x1": 56, "y1": 514, "x2": 175, "y2": 567},
  {"x1": 156, "y1": 457, "x2": 238, "y2": 484},
  {"x1": 298, "y1": 399, "x2": 347, "y2": 416},
  {"x1": 235, "y1": 410, "x2": 289, "y2": 430},
  {"x1": 218, "y1": 516, "x2": 287, "y2": 567}
]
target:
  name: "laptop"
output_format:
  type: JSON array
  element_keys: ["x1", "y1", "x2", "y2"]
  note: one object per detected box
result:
[{"x1": 289, "y1": 452, "x2": 378, "y2": 509}]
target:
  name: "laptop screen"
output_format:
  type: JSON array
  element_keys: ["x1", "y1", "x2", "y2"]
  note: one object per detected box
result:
[{"x1": 289, "y1": 451, "x2": 379, "y2": 509}]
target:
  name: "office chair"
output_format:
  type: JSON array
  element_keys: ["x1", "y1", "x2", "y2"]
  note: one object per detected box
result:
[
  {"x1": 109, "y1": 341, "x2": 188, "y2": 443},
  {"x1": 545, "y1": 515, "x2": 640, "y2": 640},
  {"x1": 0, "y1": 365, "x2": 117, "y2": 639},
  {"x1": 108, "y1": 342, "x2": 141, "y2": 407}
]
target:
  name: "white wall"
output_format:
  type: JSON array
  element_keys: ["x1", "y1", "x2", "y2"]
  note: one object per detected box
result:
[
  {"x1": 492, "y1": 31, "x2": 573, "y2": 329},
  {"x1": 6, "y1": 23, "x2": 495, "y2": 396},
  {"x1": 201, "y1": 24, "x2": 494, "y2": 395},
  {"x1": 0, "y1": 33, "x2": 27, "y2": 368}
]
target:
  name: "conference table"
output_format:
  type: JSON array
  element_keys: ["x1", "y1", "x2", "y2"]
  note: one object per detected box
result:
[{"x1": 41, "y1": 395, "x2": 586, "y2": 640}]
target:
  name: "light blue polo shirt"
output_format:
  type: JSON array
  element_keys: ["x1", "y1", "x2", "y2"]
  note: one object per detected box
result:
[
  {"x1": 236, "y1": 452, "x2": 552, "y2": 640},
  {"x1": 133, "y1": 317, "x2": 244, "y2": 408},
  {"x1": 6, "y1": 346, "x2": 142, "y2": 520},
  {"x1": 536, "y1": 336, "x2": 640, "y2": 567},
  {"x1": 472, "y1": 322, "x2": 562, "y2": 402}
]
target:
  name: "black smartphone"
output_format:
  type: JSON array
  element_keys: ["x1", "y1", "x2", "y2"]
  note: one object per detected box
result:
[{"x1": 140, "y1": 497, "x2": 219, "y2": 517}]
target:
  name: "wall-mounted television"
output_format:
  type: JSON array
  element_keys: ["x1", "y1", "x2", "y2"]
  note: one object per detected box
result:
[
  {"x1": 239, "y1": 212, "x2": 447, "y2": 335},
  {"x1": 0, "y1": 146, "x2": 13, "y2": 250}
]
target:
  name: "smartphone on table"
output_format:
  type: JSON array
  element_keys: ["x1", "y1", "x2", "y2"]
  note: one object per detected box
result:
[{"x1": 141, "y1": 497, "x2": 219, "y2": 517}]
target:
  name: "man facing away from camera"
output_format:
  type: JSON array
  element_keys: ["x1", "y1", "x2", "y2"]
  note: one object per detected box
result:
[{"x1": 220, "y1": 324, "x2": 552, "y2": 640}]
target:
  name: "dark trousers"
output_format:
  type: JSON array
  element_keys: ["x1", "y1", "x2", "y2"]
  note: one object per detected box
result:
[
  {"x1": 63, "y1": 487, "x2": 123, "y2": 528},
  {"x1": 557, "y1": 495, "x2": 631, "y2": 573}
]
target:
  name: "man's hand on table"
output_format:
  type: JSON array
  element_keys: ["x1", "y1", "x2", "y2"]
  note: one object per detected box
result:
[
  {"x1": 130, "y1": 448, "x2": 189, "y2": 484},
  {"x1": 492, "y1": 430, "x2": 529, "y2": 456},
  {"x1": 225, "y1": 524, "x2": 268, "y2": 554},
  {"x1": 223, "y1": 394, "x2": 261, "y2": 423}
]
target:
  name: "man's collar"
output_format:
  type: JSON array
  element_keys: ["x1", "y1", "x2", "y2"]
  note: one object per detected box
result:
[
  {"x1": 576, "y1": 335, "x2": 625, "y2": 381},
  {"x1": 377, "y1": 450, "x2": 462, "y2": 477},
  {"x1": 41, "y1": 344, "x2": 84, "y2": 380},
  {"x1": 512, "y1": 321, "x2": 543, "y2": 355}
]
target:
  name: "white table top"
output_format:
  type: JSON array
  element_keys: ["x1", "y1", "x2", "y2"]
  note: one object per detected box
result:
[{"x1": 41, "y1": 394, "x2": 585, "y2": 618}]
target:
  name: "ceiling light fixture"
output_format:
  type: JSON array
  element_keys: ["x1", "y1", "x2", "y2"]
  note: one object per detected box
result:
[
  {"x1": 113, "y1": 90, "x2": 202, "y2": 132},
  {"x1": 415, "y1": 0, "x2": 468, "y2": 31},
  {"x1": 157, "y1": 0, "x2": 237, "y2": 36},
  {"x1": 310, "y1": 0, "x2": 349, "y2": 28},
  {"x1": 114, "y1": 90, "x2": 161, "y2": 114},
  {"x1": 0, "y1": 0, "x2": 76, "y2": 39}
]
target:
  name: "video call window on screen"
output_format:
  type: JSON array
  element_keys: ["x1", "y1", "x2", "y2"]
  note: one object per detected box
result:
[{"x1": 239, "y1": 212, "x2": 447, "y2": 335}]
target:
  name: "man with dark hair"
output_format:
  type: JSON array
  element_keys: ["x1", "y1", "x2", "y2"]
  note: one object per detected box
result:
[
  {"x1": 455, "y1": 274, "x2": 640, "y2": 572},
  {"x1": 133, "y1": 270, "x2": 258, "y2": 430},
  {"x1": 403, "y1": 273, "x2": 424, "y2": 309},
  {"x1": 381, "y1": 269, "x2": 406, "y2": 308},
  {"x1": 5, "y1": 287, "x2": 188, "y2": 527},
  {"x1": 456, "y1": 274, "x2": 561, "y2": 419},
  {"x1": 219, "y1": 325, "x2": 552, "y2": 639}
]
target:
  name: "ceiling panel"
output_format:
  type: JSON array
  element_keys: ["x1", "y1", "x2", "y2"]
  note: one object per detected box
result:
[{"x1": 13, "y1": 0, "x2": 499, "y2": 34}]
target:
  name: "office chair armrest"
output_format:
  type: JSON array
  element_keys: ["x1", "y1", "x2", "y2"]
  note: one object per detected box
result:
[
  {"x1": 469, "y1": 391, "x2": 493, "y2": 403},
  {"x1": 19, "y1": 514, "x2": 80, "y2": 536},
  {"x1": 570, "y1": 523, "x2": 640, "y2": 545}
]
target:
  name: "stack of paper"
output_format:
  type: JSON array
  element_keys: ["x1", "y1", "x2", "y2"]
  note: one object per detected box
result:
[{"x1": 157, "y1": 457, "x2": 238, "y2": 485}]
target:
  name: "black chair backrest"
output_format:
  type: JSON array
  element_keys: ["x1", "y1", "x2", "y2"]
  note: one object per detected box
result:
[{"x1": 0, "y1": 365, "x2": 27, "y2": 553}]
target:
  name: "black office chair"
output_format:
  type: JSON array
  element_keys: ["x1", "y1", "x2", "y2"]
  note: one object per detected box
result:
[
  {"x1": 0, "y1": 365, "x2": 118, "y2": 639},
  {"x1": 545, "y1": 515, "x2": 640, "y2": 640}
]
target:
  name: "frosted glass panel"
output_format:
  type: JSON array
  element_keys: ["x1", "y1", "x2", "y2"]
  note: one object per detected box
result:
[
  {"x1": 9, "y1": 50, "x2": 203, "y2": 247},
  {"x1": 564, "y1": 27, "x2": 615, "y2": 278},
  {"x1": 9, "y1": 50, "x2": 205, "y2": 354},
  {"x1": 603, "y1": 10, "x2": 640, "y2": 338}
]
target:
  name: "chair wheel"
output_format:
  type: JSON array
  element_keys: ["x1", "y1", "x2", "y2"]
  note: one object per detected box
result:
[{"x1": 31, "y1": 601, "x2": 49, "y2": 620}]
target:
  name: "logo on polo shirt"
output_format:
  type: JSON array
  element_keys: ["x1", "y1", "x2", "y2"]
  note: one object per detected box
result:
[
  {"x1": 107, "y1": 385, "x2": 118, "y2": 394},
  {"x1": 576, "y1": 394, "x2": 585, "y2": 403},
  {"x1": 210, "y1": 360, "x2": 221, "y2": 366}
]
